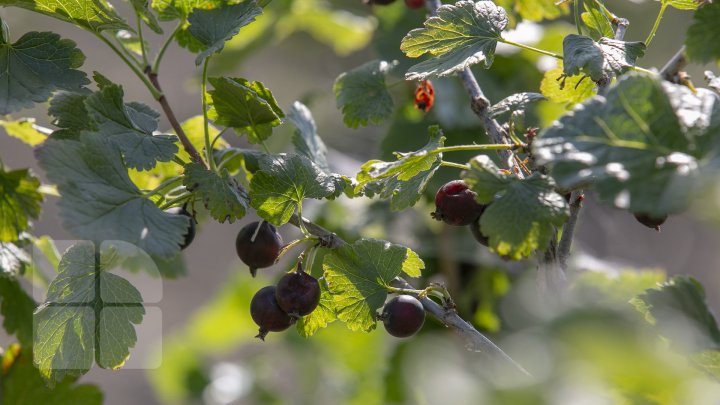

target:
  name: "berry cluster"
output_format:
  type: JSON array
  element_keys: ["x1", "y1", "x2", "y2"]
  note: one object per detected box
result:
[
  {"x1": 250, "y1": 266, "x2": 321, "y2": 340},
  {"x1": 432, "y1": 180, "x2": 489, "y2": 247}
]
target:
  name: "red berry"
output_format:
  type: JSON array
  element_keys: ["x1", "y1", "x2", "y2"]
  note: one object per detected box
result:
[
  {"x1": 236, "y1": 221, "x2": 283, "y2": 277},
  {"x1": 165, "y1": 206, "x2": 195, "y2": 250},
  {"x1": 381, "y1": 295, "x2": 425, "y2": 338},
  {"x1": 431, "y1": 180, "x2": 485, "y2": 226},
  {"x1": 275, "y1": 270, "x2": 321, "y2": 317},
  {"x1": 405, "y1": 0, "x2": 424, "y2": 9},
  {"x1": 250, "y1": 286, "x2": 294, "y2": 340},
  {"x1": 634, "y1": 213, "x2": 667, "y2": 231}
]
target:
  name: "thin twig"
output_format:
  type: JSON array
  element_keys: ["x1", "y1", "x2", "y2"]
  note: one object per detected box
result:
[
  {"x1": 558, "y1": 190, "x2": 584, "y2": 270},
  {"x1": 147, "y1": 70, "x2": 208, "y2": 168},
  {"x1": 659, "y1": 45, "x2": 687, "y2": 82}
]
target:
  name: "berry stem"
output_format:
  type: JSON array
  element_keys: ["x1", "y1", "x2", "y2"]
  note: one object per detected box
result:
[
  {"x1": 499, "y1": 38, "x2": 563, "y2": 60},
  {"x1": 142, "y1": 176, "x2": 183, "y2": 197},
  {"x1": 558, "y1": 190, "x2": 584, "y2": 271},
  {"x1": 276, "y1": 237, "x2": 316, "y2": 263},
  {"x1": 440, "y1": 161, "x2": 469, "y2": 170},
  {"x1": 201, "y1": 57, "x2": 218, "y2": 172},
  {"x1": 134, "y1": 11, "x2": 150, "y2": 68},
  {"x1": 431, "y1": 143, "x2": 516, "y2": 155},
  {"x1": 645, "y1": 2, "x2": 667, "y2": 47}
]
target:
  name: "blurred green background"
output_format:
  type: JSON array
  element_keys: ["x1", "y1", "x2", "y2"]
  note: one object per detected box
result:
[{"x1": 2, "y1": 0, "x2": 720, "y2": 403}]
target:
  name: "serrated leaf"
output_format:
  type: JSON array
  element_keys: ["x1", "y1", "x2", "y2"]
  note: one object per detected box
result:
[
  {"x1": 581, "y1": 5, "x2": 614, "y2": 41},
  {"x1": 34, "y1": 242, "x2": 145, "y2": 384},
  {"x1": 183, "y1": 162, "x2": 249, "y2": 223},
  {"x1": 3, "y1": 349, "x2": 103, "y2": 405},
  {"x1": 562, "y1": 34, "x2": 646, "y2": 82},
  {"x1": 663, "y1": 0, "x2": 702, "y2": 10},
  {"x1": 488, "y1": 92, "x2": 546, "y2": 118},
  {"x1": 208, "y1": 76, "x2": 284, "y2": 144},
  {"x1": 0, "y1": 166, "x2": 42, "y2": 242},
  {"x1": 0, "y1": 0, "x2": 129, "y2": 32},
  {"x1": 49, "y1": 91, "x2": 92, "y2": 132},
  {"x1": 151, "y1": 0, "x2": 221, "y2": 21},
  {"x1": 400, "y1": 0, "x2": 507, "y2": 80},
  {"x1": 539, "y1": 64, "x2": 596, "y2": 107},
  {"x1": 130, "y1": 0, "x2": 163, "y2": 33},
  {"x1": 289, "y1": 101, "x2": 330, "y2": 171},
  {"x1": 188, "y1": 1, "x2": 262, "y2": 65},
  {"x1": 36, "y1": 133, "x2": 188, "y2": 257},
  {"x1": 534, "y1": 73, "x2": 720, "y2": 218},
  {"x1": 355, "y1": 125, "x2": 444, "y2": 211},
  {"x1": 333, "y1": 60, "x2": 396, "y2": 128},
  {"x1": 686, "y1": 1, "x2": 720, "y2": 64},
  {"x1": 0, "y1": 277, "x2": 35, "y2": 346},
  {"x1": 0, "y1": 31, "x2": 89, "y2": 115},
  {"x1": 0, "y1": 118, "x2": 48, "y2": 145},
  {"x1": 463, "y1": 155, "x2": 569, "y2": 259},
  {"x1": 296, "y1": 279, "x2": 336, "y2": 337},
  {"x1": 323, "y1": 239, "x2": 424, "y2": 332},
  {"x1": 0, "y1": 241, "x2": 31, "y2": 276},
  {"x1": 638, "y1": 276, "x2": 720, "y2": 351},
  {"x1": 84, "y1": 82, "x2": 178, "y2": 171},
  {"x1": 249, "y1": 154, "x2": 336, "y2": 225}
]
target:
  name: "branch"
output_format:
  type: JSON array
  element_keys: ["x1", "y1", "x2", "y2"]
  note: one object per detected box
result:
[
  {"x1": 147, "y1": 70, "x2": 208, "y2": 168},
  {"x1": 286, "y1": 212, "x2": 529, "y2": 376},
  {"x1": 557, "y1": 190, "x2": 584, "y2": 270},
  {"x1": 659, "y1": 45, "x2": 688, "y2": 82}
]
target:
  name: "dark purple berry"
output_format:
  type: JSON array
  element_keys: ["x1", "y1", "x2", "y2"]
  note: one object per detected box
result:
[
  {"x1": 165, "y1": 206, "x2": 195, "y2": 250},
  {"x1": 275, "y1": 269, "x2": 321, "y2": 317},
  {"x1": 250, "y1": 286, "x2": 294, "y2": 340},
  {"x1": 634, "y1": 213, "x2": 667, "y2": 231},
  {"x1": 469, "y1": 218, "x2": 489, "y2": 247},
  {"x1": 404, "y1": 0, "x2": 424, "y2": 8},
  {"x1": 381, "y1": 295, "x2": 425, "y2": 338},
  {"x1": 236, "y1": 221, "x2": 283, "y2": 277},
  {"x1": 431, "y1": 180, "x2": 485, "y2": 226}
]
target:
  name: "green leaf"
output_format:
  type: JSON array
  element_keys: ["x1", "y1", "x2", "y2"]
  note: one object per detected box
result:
[
  {"x1": 400, "y1": 0, "x2": 507, "y2": 80},
  {"x1": 0, "y1": 31, "x2": 89, "y2": 115},
  {"x1": 36, "y1": 133, "x2": 188, "y2": 257},
  {"x1": 274, "y1": 0, "x2": 376, "y2": 56},
  {"x1": 0, "y1": 166, "x2": 42, "y2": 242},
  {"x1": 182, "y1": 162, "x2": 249, "y2": 223},
  {"x1": 323, "y1": 239, "x2": 424, "y2": 332},
  {"x1": 296, "y1": 279, "x2": 336, "y2": 337},
  {"x1": 49, "y1": 91, "x2": 92, "y2": 133},
  {"x1": 151, "y1": 0, "x2": 221, "y2": 21},
  {"x1": 463, "y1": 155, "x2": 569, "y2": 259},
  {"x1": 0, "y1": 277, "x2": 35, "y2": 346},
  {"x1": 686, "y1": 1, "x2": 720, "y2": 64},
  {"x1": 581, "y1": 2, "x2": 614, "y2": 41},
  {"x1": 638, "y1": 276, "x2": 720, "y2": 351},
  {"x1": 514, "y1": 0, "x2": 568, "y2": 21},
  {"x1": 84, "y1": 83, "x2": 178, "y2": 171},
  {"x1": 539, "y1": 64, "x2": 596, "y2": 107},
  {"x1": 534, "y1": 73, "x2": 720, "y2": 218},
  {"x1": 355, "y1": 125, "x2": 444, "y2": 211},
  {"x1": 0, "y1": 118, "x2": 48, "y2": 145},
  {"x1": 488, "y1": 92, "x2": 546, "y2": 118},
  {"x1": 562, "y1": 34, "x2": 646, "y2": 82},
  {"x1": 289, "y1": 101, "x2": 330, "y2": 171},
  {"x1": 0, "y1": 0, "x2": 129, "y2": 32},
  {"x1": 188, "y1": 1, "x2": 262, "y2": 65},
  {"x1": 208, "y1": 76, "x2": 284, "y2": 144},
  {"x1": 0, "y1": 240, "x2": 31, "y2": 276},
  {"x1": 664, "y1": 0, "x2": 703, "y2": 10},
  {"x1": 333, "y1": 60, "x2": 397, "y2": 128},
  {"x1": 34, "y1": 242, "x2": 145, "y2": 384},
  {"x1": 130, "y1": 0, "x2": 163, "y2": 33},
  {"x1": 3, "y1": 349, "x2": 103, "y2": 405},
  {"x1": 249, "y1": 154, "x2": 336, "y2": 225}
]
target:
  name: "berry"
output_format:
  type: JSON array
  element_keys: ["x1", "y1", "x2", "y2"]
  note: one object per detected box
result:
[
  {"x1": 236, "y1": 221, "x2": 283, "y2": 277},
  {"x1": 431, "y1": 180, "x2": 485, "y2": 226},
  {"x1": 381, "y1": 295, "x2": 425, "y2": 338},
  {"x1": 634, "y1": 213, "x2": 667, "y2": 231},
  {"x1": 165, "y1": 206, "x2": 195, "y2": 250},
  {"x1": 405, "y1": 0, "x2": 424, "y2": 8},
  {"x1": 250, "y1": 286, "x2": 294, "y2": 340},
  {"x1": 275, "y1": 269, "x2": 321, "y2": 317},
  {"x1": 469, "y1": 218, "x2": 489, "y2": 247}
]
